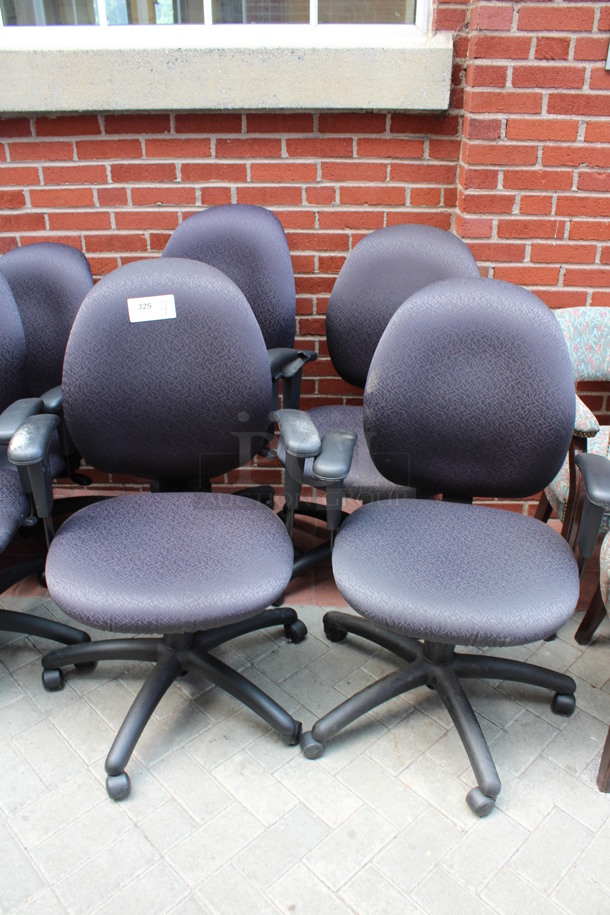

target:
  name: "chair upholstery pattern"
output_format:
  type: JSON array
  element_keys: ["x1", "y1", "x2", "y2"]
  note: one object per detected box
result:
[
  {"x1": 162, "y1": 204, "x2": 296, "y2": 350},
  {"x1": 326, "y1": 223, "x2": 481, "y2": 390},
  {"x1": 62, "y1": 257, "x2": 272, "y2": 481},
  {"x1": 364, "y1": 277, "x2": 575, "y2": 498},
  {"x1": 0, "y1": 467, "x2": 30, "y2": 552},
  {"x1": 46, "y1": 492, "x2": 294, "y2": 633},
  {"x1": 544, "y1": 306, "x2": 610, "y2": 531},
  {"x1": 0, "y1": 272, "x2": 28, "y2": 409},
  {"x1": 0, "y1": 242, "x2": 93, "y2": 396},
  {"x1": 554, "y1": 306, "x2": 610, "y2": 383},
  {"x1": 333, "y1": 499, "x2": 579, "y2": 647}
]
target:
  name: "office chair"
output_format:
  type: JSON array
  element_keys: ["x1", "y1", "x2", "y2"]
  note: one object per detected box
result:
[
  {"x1": 0, "y1": 241, "x2": 93, "y2": 396},
  {"x1": 535, "y1": 307, "x2": 610, "y2": 644},
  {"x1": 10, "y1": 257, "x2": 306, "y2": 799},
  {"x1": 276, "y1": 223, "x2": 481, "y2": 577},
  {"x1": 0, "y1": 271, "x2": 89, "y2": 649},
  {"x1": 162, "y1": 203, "x2": 317, "y2": 411},
  {"x1": 300, "y1": 277, "x2": 580, "y2": 817},
  {"x1": 0, "y1": 242, "x2": 95, "y2": 483}
]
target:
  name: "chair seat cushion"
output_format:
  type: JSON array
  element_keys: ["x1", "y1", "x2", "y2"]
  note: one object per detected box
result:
[
  {"x1": 45, "y1": 492, "x2": 294, "y2": 634},
  {"x1": 0, "y1": 467, "x2": 30, "y2": 552},
  {"x1": 277, "y1": 405, "x2": 415, "y2": 500},
  {"x1": 333, "y1": 500, "x2": 580, "y2": 647}
]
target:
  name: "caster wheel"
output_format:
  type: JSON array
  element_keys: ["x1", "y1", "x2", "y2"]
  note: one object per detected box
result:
[
  {"x1": 466, "y1": 786, "x2": 495, "y2": 817},
  {"x1": 324, "y1": 624, "x2": 347, "y2": 643},
  {"x1": 42, "y1": 668, "x2": 64, "y2": 692},
  {"x1": 300, "y1": 730, "x2": 325, "y2": 759},
  {"x1": 551, "y1": 692, "x2": 575, "y2": 716},
  {"x1": 106, "y1": 771, "x2": 131, "y2": 800},
  {"x1": 285, "y1": 620, "x2": 307, "y2": 643},
  {"x1": 283, "y1": 720, "x2": 303, "y2": 746}
]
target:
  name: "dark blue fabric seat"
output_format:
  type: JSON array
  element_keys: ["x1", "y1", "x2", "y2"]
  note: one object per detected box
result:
[{"x1": 47, "y1": 492, "x2": 293, "y2": 633}]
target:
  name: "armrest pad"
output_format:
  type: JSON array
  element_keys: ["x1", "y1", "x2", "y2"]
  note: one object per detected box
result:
[
  {"x1": 0, "y1": 398, "x2": 44, "y2": 445},
  {"x1": 8, "y1": 414, "x2": 60, "y2": 466},
  {"x1": 575, "y1": 452, "x2": 610, "y2": 510},
  {"x1": 268, "y1": 347, "x2": 318, "y2": 380},
  {"x1": 275, "y1": 408, "x2": 321, "y2": 458},
  {"x1": 313, "y1": 431, "x2": 357, "y2": 482},
  {"x1": 41, "y1": 385, "x2": 63, "y2": 414},
  {"x1": 574, "y1": 395, "x2": 600, "y2": 439}
]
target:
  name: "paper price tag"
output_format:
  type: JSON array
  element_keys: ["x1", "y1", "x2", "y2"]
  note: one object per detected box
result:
[{"x1": 127, "y1": 294, "x2": 176, "y2": 323}]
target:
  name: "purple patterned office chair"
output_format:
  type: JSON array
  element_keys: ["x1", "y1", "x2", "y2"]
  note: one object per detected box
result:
[
  {"x1": 300, "y1": 278, "x2": 580, "y2": 817},
  {"x1": 276, "y1": 223, "x2": 481, "y2": 578},
  {"x1": 10, "y1": 258, "x2": 306, "y2": 800}
]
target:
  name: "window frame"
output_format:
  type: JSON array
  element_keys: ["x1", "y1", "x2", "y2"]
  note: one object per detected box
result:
[
  {"x1": 0, "y1": 1, "x2": 427, "y2": 29},
  {"x1": 0, "y1": 1, "x2": 453, "y2": 113}
]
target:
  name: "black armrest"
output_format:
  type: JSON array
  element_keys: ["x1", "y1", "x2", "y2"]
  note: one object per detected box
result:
[
  {"x1": 8, "y1": 414, "x2": 60, "y2": 519},
  {"x1": 575, "y1": 452, "x2": 610, "y2": 510},
  {"x1": 275, "y1": 409, "x2": 322, "y2": 458},
  {"x1": 574, "y1": 452, "x2": 610, "y2": 562},
  {"x1": 268, "y1": 347, "x2": 318, "y2": 381},
  {"x1": 41, "y1": 385, "x2": 63, "y2": 414},
  {"x1": 0, "y1": 398, "x2": 44, "y2": 445},
  {"x1": 313, "y1": 431, "x2": 357, "y2": 483},
  {"x1": 8, "y1": 413, "x2": 60, "y2": 467}
]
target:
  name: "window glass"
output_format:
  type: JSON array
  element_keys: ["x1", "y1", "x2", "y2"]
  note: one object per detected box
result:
[
  {"x1": 0, "y1": 0, "x2": 95, "y2": 24},
  {"x1": 319, "y1": 1, "x2": 415, "y2": 24},
  {"x1": 0, "y1": 0, "x2": 417, "y2": 25},
  {"x1": 212, "y1": 0, "x2": 308, "y2": 24},
  {"x1": 104, "y1": 0, "x2": 203, "y2": 24}
]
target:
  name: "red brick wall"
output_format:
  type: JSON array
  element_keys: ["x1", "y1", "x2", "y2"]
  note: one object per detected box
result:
[
  {"x1": 0, "y1": 0, "x2": 609, "y2": 493},
  {"x1": 444, "y1": 0, "x2": 610, "y2": 421}
]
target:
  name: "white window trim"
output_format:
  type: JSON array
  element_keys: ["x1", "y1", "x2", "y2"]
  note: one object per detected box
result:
[{"x1": 0, "y1": 5, "x2": 452, "y2": 113}]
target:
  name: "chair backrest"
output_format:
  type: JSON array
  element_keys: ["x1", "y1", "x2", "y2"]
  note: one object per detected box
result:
[
  {"x1": 0, "y1": 243, "x2": 93, "y2": 396},
  {"x1": 0, "y1": 272, "x2": 27, "y2": 410},
  {"x1": 364, "y1": 277, "x2": 575, "y2": 499},
  {"x1": 162, "y1": 204, "x2": 296, "y2": 350},
  {"x1": 553, "y1": 306, "x2": 610, "y2": 384},
  {"x1": 62, "y1": 257, "x2": 272, "y2": 483},
  {"x1": 326, "y1": 223, "x2": 481, "y2": 390}
]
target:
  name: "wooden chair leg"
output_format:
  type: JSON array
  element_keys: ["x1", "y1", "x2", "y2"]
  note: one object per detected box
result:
[
  {"x1": 534, "y1": 491, "x2": 553, "y2": 523},
  {"x1": 575, "y1": 585, "x2": 607, "y2": 645},
  {"x1": 597, "y1": 727, "x2": 610, "y2": 792}
]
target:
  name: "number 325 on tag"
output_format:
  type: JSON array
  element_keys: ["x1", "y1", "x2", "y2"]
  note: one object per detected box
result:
[{"x1": 128, "y1": 294, "x2": 177, "y2": 323}]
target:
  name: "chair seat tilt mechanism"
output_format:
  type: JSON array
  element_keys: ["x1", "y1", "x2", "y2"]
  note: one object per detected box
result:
[
  {"x1": 299, "y1": 278, "x2": 581, "y2": 817},
  {"x1": 10, "y1": 258, "x2": 307, "y2": 800}
]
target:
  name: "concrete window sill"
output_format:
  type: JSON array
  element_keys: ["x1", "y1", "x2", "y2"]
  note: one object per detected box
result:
[{"x1": 0, "y1": 25, "x2": 453, "y2": 113}]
